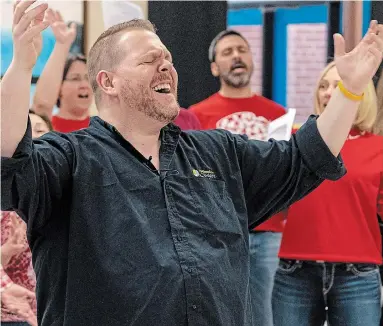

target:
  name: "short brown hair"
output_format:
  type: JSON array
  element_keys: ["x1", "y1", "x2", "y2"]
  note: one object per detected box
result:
[{"x1": 88, "y1": 19, "x2": 157, "y2": 104}]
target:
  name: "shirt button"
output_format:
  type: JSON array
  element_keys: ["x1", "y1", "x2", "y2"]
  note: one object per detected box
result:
[
  {"x1": 192, "y1": 305, "x2": 197, "y2": 310},
  {"x1": 188, "y1": 268, "x2": 193, "y2": 273}
]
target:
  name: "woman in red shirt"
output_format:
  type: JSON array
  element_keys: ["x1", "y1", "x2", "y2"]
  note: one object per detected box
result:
[{"x1": 272, "y1": 61, "x2": 383, "y2": 326}]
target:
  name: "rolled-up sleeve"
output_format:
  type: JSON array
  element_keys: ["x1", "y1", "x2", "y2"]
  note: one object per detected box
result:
[
  {"x1": 293, "y1": 115, "x2": 345, "y2": 180},
  {"x1": 238, "y1": 115, "x2": 346, "y2": 228},
  {"x1": 1, "y1": 121, "x2": 73, "y2": 231}
]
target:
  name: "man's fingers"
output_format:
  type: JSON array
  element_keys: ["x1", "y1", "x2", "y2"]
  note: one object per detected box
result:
[
  {"x1": 13, "y1": 0, "x2": 22, "y2": 13},
  {"x1": 369, "y1": 20, "x2": 378, "y2": 34},
  {"x1": 55, "y1": 10, "x2": 64, "y2": 22},
  {"x1": 32, "y1": 9, "x2": 46, "y2": 26},
  {"x1": 333, "y1": 33, "x2": 346, "y2": 58},
  {"x1": 44, "y1": 8, "x2": 55, "y2": 24},
  {"x1": 69, "y1": 22, "x2": 77, "y2": 34},
  {"x1": 22, "y1": 20, "x2": 50, "y2": 42},
  {"x1": 13, "y1": 0, "x2": 36, "y2": 26},
  {"x1": 14, "y1": 3, "x2": 48, "y2": 37},
  {"x1": 371, "y1": 33, "x2": 383, "y2": 53},
  {"x1": 377, "y1": 24, "x2": 383, "y2": 51}
]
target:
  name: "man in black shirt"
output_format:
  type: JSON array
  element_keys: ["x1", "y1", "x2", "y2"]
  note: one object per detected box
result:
[{"x1": 2, "y1": 2, "x2": 383, "y2": 326}]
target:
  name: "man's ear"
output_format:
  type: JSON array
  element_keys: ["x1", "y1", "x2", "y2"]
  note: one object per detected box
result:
[
  {"x1": 97, "y1": 70, "x2": 118, "y2": 97},
  {"x1": 211, "y1": 62, "x2": 219, "y2": 77}
]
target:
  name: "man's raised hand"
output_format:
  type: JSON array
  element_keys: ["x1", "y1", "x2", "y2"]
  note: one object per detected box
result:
[
  {"x1": 334, "y1": 20, "x2": 383, "y2": 95},
  {"x1": 12, "y1": 0, "x2": 50, "y2": 71}
]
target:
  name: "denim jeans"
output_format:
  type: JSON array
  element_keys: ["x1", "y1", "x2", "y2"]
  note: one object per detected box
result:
[
  {"x1": 272, "y1": 260, "x2": 382, "y2": 326},
  {"x1": 249, "y1": 231, "x2": 282, "y2": 326}
]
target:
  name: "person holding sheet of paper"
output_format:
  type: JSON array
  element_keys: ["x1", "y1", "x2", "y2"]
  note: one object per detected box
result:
[
  {"x1": 189, "y1": 30, "x2": 290, "y2": 326},
  {"x1": 272, "y1": 61, "x2": 383, "y2": 326}
]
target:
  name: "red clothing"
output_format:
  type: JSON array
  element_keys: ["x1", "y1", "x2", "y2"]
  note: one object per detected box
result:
[
  {"x1": 52, "y1": 115, "x2": 90, "y2": 133},
  {"x1": 174, "y1": 108, "x2": 201, "y2": 130},
  {"x1": 1, "y1": 211, "x2": 37, "y2": 322},
  {"x1": 190, "y1": 93, "x2": 287, "y2": 232},
  {"x1": 279, "y1": 130, "x2": 383, "y2": 264}
]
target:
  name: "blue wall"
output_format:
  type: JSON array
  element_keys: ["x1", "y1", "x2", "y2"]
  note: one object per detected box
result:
[
  {"x1": 227, "y1": 1, "x2": 372, "y2": 107},
  {"x1": 1, "y1": 28, "x2": 56, "y2": 77},
  {"x1": 1, "y1": 24, "x2": 83, "y2": 78}
]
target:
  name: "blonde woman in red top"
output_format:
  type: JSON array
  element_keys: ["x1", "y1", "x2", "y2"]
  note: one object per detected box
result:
[{"x1": 272, "y1": 61, "x2": 383, "y2": 326}]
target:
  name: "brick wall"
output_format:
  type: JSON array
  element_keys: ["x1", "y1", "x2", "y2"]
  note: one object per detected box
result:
[
  {"x1": 228, "y1": 25, "x2": 263, "y2": 95},
  {"x1": 287, "y1": 23, "x2": 328, "y2": 124}
]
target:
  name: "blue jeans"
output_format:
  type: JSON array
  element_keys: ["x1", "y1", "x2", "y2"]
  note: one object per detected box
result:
[
  {"x1": 272, "y1": 260, "x2": 382, "y2": 326},
  {"x1": 249, "y1": 231, "x2": 282, "y2": 326}
]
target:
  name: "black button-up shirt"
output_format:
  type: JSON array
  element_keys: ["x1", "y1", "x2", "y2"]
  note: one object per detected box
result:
[{"x1": 1, "y1": 116, "x2": 345, "y2": 326}]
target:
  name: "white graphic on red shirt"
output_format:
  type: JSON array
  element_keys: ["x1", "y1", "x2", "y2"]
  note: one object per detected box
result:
[{"x1": 216, "y1": 111, "x2": 270, "y2": 140}]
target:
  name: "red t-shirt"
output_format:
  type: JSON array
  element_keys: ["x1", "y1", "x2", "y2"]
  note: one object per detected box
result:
[
  {"x1": 279, "y1": 130, "x2": 383, "y2": 264},
  {"x1": 174, "y1": 108, "x2": 201, "y2": 130},
  {"x1": 189, "y1": 93, "x2": 287, "y2": 232},
  {"x1": 52, "y1": 115, "x2": 90, "y2": 133}
]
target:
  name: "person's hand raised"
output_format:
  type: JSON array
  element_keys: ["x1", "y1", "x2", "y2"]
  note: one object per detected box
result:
[
  {"x1": 334, "y1": 20, "x2": 383, "y2": 95},
  {"x1": 45, "y1": 8, "x2": 76, "y2": 46},
  {"x1": 12, "y1": 0, "x2": 50, "y2": 71}
]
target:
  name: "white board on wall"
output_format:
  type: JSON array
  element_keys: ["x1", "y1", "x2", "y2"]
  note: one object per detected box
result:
[
  {"x1": 102, "y1": 0, "x2": 144, "y2": 30},
  {"x1": 287, "y1": 23, "x2": 327, "y2": 125},
  {"x1": 227, "y1": 25, "x2": 263, "y2": 95}
]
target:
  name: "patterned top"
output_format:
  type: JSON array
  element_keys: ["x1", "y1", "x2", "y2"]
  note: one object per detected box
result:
[{"x1": 1, "y1": 211, "x2": 37, "y2": 321}]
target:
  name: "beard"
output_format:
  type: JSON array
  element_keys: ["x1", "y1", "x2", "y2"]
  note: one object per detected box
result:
[
  {"x1": 120, "y1": 78, "x2": 180, "y2": 124},
  {"x1": 221, "y1": 69, "x2": 252, "y2": 88}
]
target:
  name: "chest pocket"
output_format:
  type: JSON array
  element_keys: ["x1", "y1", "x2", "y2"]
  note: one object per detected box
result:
[{"x1": 170, "y1": 176, "x2": 243, "y2": 235}]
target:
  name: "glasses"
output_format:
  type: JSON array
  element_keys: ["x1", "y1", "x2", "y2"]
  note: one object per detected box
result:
[{"x1": 64, "y1": 75, "x2": 89, "y2": 83}]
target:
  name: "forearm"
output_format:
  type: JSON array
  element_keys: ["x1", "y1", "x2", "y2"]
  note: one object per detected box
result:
[
  {"x1": 0, "y1": 62, "x2": 33, "y2": 157},
  {"x1": 316, "y1": 87, "x2": 360, "y2": 157},
  {"x1": 32, "y1": 43, "x2": 71, "y2": 119}
]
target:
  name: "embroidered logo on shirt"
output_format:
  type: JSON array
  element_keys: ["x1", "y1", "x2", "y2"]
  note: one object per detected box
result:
[{"x1": 192, "y1": 169, "x2": 217, "y2": 179}]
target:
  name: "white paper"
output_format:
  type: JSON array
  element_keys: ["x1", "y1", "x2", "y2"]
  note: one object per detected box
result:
[
  {"x1": 102, "y1": 1, "x2": 144, "y2": 30},
  {"x1": 267, "y1": 108, "x2": 296, "y2": 141}
]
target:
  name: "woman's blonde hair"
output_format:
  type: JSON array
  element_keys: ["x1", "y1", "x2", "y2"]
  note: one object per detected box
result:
[{"x1": 314, "y1": 61, "x2": 378, "y2": 132}]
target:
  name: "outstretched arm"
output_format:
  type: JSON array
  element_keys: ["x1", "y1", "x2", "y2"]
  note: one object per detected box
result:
[
  {"x1": 32, "y1": 9, "x2": 76, "y2": 119},
  {"x1": 1, "y1": 1, "x2": 74, "y2": 231},
  {"x1": 1, "y1": 0, "x2": 49, "y2": 157},
  {"x1": 240, "y1": 21, "x2": 383, "y2": 227}
]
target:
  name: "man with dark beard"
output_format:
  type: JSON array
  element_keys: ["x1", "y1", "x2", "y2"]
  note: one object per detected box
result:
[
  {"x1": 3, "y1": 2, "x2": 383, "y2": 325},
  {"x1": 189, "y1": 30, "x2": 287, "y2": 326}
]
